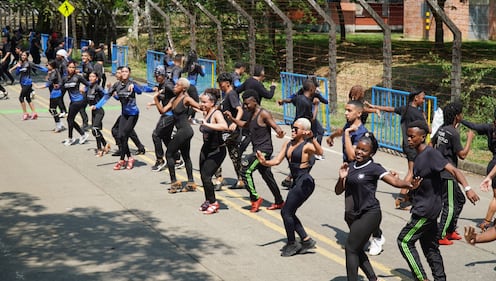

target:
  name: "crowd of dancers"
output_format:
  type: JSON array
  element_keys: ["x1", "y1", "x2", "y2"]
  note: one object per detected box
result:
[{"x1": 4, "y1": 34, "x2": 496, "y2": 280}]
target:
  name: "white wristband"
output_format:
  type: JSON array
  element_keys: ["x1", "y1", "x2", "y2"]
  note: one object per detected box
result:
[{"x1": 464, "y1": 186, "x2": 472, "y2": 192}]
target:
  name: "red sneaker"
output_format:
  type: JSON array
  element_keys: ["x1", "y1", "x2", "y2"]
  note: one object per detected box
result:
[
  {"x1": 113, "y1": 160, "x2": 126, "y2": 170},
  {"x1": 267, "y1": 201, "x2": 285, "y2": 210},
  {"x1": 446, "y1": 231, "x2": 463, "y2": 240},
  {"x1": 438, "y1": 237, "x2": 453, "y2": 245},
  {"x1": 250, "y1": 197, "x2": 263, "y2": 213},
  {"x1": 126, "y1": 158, "x2": 135, "y2": 170}
]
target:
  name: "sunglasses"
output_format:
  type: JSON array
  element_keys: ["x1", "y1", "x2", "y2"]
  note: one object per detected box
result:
[{"x1": 291, "y1": 125, "x2": 303, "y2": 132}]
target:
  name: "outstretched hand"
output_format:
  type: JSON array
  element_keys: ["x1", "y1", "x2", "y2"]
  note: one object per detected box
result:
[{"x1": 464, "y1": 226, "x2": 477, "y2": 245}]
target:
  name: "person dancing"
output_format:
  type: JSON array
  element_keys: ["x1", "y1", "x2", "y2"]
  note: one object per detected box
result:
[
  {"x1": 257, "y1": 118, "x2": 322, "y2": 256},
  {"x1": 153, "y1": 78, "x2": 201, "y2": 192},
  {"x1": 335, "y1": 132, "x2": 418, "y2": 280},
  {"x1": 198, "y1": 88, "x2": 228, "y2": 214},
  {"x1": 88, "y1": 71, "x2": 111, "y2": 157}
]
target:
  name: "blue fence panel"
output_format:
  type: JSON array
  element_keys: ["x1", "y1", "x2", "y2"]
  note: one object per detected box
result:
[
  {"x1": 370, "y1": 86, "x2": 437, "y2": 152},
  {"x1": 111, "y1": 45, "x2": 129, "y2": 75},
  {"x1": 64, "y1": 37, "x2": 73, "y2": 50},
  {"x1": 145, "y1": 52, "x2": 217, "y2": 90},
  {"x1": 280, "y1": 72, "x2": 331, "y2": 136},
  {"x1": 197, "y1": 58, "x2": 216, "y2": 94},
  {"x1": 41, "y1": 34, "x2": 49, "y2": 57},
  {"x1": 80, "y1": 39, "x2": 89, "y2": 50},
  {"x1": 146, "y1": 50, "x2": 165, "y2": 86}
]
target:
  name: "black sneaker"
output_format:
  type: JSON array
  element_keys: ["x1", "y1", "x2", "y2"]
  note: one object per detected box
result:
[
  {"x1": 111, "y1": 150, "x2": 121, "y2": 157},
  {"x1": 281, "y1": 178, "x2": 292, "y2": 189},
  {"x1": 299, "y1": 238, "x2": 316, "y2": 254},
  {"x1": 134, "y1": 147, "x2": 146, "y2": 155},
  {"x1": 151, "y1": 159, "x2": 166, "y2": 172},
  {"x1": 281, "y1": 241, "x2": 302, "y2": 257}
]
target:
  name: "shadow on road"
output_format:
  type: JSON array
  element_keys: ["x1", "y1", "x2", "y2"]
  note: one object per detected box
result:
[{"x1": 0, "y1": 192, "x2": 230, "y2": 281}]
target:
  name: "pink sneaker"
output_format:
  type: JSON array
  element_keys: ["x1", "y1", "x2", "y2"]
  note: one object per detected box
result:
[
  {"x1": 30, "y1": 113, "x2": 38, "y2": 120},
  {"x1": 22, "y1": 113, "x2": 30, "y2": 120}
]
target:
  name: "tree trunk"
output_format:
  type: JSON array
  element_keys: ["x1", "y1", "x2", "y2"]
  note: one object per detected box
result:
[
  {"x1": 71, "y1": 11, "x2": 77, "y2": 50},
  {"x1": 145, "y1": 0, "x2": 154, "y2": 47},
  {"x1": 131, "y1": 0, "x2": 140, "y2": 40},
  {"x1": 336, "y1": 0, "x2": 346, "y2": 41}
]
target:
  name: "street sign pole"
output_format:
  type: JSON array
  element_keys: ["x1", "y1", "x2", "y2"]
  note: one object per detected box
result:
[
  {"x1": 58, "y1": 0, "x2": 75, "y2": 51},
  {"x1": 65, "y1": 16, "x2": 69, "y2": 50}
]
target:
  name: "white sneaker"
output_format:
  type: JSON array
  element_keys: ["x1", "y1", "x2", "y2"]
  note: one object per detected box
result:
[
  {"x1": 64, "y1": 138, "x2": 76, "y2": 146},
  {"x1": 79, "y1": 132, "x2": 89, "y2": 144},
  {"x1": 369, "y1": 235, "x2": 385, "y2": 256},
  {"x1": 315, "y1": 154, "x2": 324, "y2": 160}
]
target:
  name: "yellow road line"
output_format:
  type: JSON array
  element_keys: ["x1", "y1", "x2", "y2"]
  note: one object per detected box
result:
[{"x1": 33, "y1": 93, "x2": 410, "y2": 280}]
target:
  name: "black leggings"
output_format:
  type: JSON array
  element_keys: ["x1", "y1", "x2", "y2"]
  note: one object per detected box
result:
[
  {"x1": 67, "y1": 100, "x2": 86, "y2": 138},
  {"x1": 91, "y1": 108, "x2": 107, "y2": 150},
  {"x1": 112, "y1": 116, "x2": 144, "y2": 150},
  {"x1": 49, "y1": 97, "x2": 61, "y2": 123},
  {"x1": 225, "y1": 130, "x2": 243, "y2": 179},
  {"x1": 166, "y1": 126, "x2": 194, "y2": 182},
  {"x1": 346, "y1": 209, "x2": 381, "y2": 281},
  {"x1": 152, "y1": 114, "x2": 174, "y2": 159},
  {"x1": 19, "y1": 85, "x2": 32, "y2": 103},
  {"x1": 282, "y1": 173, "x2": 315, "y2": 243},
  {"x1": 79, "y1": 104, "x2": 89, "y2": 126},
  {"x1": 1, "y1": 62, "x2": 14, "y2": 83},
  {"x1": 118, "y1": 114, "x2": 139, "y2": 160},
  {"x1": 200, "y1": 145, "x2": 226, "y2": 203}
]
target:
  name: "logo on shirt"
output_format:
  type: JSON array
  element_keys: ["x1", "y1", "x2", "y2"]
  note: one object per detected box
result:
[{"x1": 358, "y1": 174, "x2": 365, "y2": 179}]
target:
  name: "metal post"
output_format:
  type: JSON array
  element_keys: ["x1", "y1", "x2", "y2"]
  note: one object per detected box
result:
[
  {"x1": 227, "y1": 0, "x2": 256, "y2": 75},
  {"x1": 171, "y1": 0, "x2": 196, "y2": 51},
  {"x1": 195, "y1": 2, "x2": 225, "y2": 73},
  {"x1": 263, "y1": 0, "x2": 293, "y2": 73},
  {"x1": 306, "y1": 0, "x2": 338, "y2": 114},
  {"x1": 357, "y1": 0, "x2": 392, "y2": 89},
  {"x1": 425, "y1": 0, "x2": 462, "y2": 101},
  {"x1": 146, "y1": 0, "x2": 175, "y2": 51}
]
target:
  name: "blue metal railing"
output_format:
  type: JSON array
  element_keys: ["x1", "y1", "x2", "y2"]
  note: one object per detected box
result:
[
  {"x1": 146, "y1": 50, "x2": 165, "y2": 86},
  {"x1": 80, "y1": 39, "x2": 89, "y2": 50},
  {"x1": 280, "y1": 72, "x2": 331, "y2": 135},
  {"x1": 197, "y1": 58, "x2": 216, "y2": 94},
  {"x1": 145, "y1": 50, "x2": 217, "y2": 91},
  {"x1": 111, "y1": 44, "x2": 128, "y2": 75},
  {"x1": 370, "y1": 86, "x2": 437, "y2": 152}
]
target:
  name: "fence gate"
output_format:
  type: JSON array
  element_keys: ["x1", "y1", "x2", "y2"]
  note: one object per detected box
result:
[
  {"x1": 370, "y1": 86, "x2": 437, "y2": 152},
  {"x1": 279, "y1": 72, "x2": 331, "y2": 136},
  {"x1": 111, "y1": 44, "x2": 129, "y2": 75}
]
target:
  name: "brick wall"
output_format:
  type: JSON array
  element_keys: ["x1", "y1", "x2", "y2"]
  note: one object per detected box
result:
[{"x1": 403, "y1": 0, "x2": 484, "y2": 41}]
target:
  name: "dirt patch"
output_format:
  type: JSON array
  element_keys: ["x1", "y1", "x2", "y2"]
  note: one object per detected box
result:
[{"x1": 315, "y1": 61, "x2": 383, "y2": 103}]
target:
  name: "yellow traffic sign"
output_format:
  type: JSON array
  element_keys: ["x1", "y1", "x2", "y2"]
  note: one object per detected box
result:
[{"x1": 58, "y1": 0, "x2": 75, "y2": 18}]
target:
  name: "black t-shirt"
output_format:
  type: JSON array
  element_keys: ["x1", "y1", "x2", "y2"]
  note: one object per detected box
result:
[
  {"x1": 431, "y1": 125, "x2": 463, "y2": 179},
  {"x1": 461, "y1": 120, "x2": 496, "y2": 157},
  {"x1": 221, "y1": 89, "x2": 241, "y2": 125},
  {"x1": 394, "y1": 105, "x2": 425, "y2": 145},
  {"x1": 291, "y1": 94, "x2": 313, "y2": 120},
  {"x1": 411, "y1": 146, "x2": 448, "y2": 219},
  {"x1": 345, "y1": 160, "x2": 388, "y2": 217},
  {"x1": 235, "y1": 77, "x2": 275, "y2": 105}
]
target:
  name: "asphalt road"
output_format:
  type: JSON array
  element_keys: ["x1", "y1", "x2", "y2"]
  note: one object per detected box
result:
[{"x1": 0, "y1": 73, "x2": 495, "y2": 281}]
